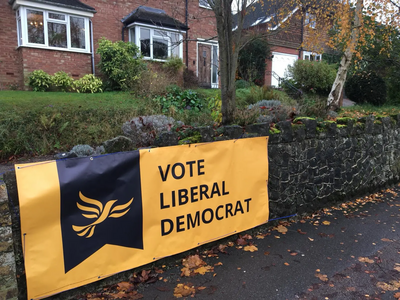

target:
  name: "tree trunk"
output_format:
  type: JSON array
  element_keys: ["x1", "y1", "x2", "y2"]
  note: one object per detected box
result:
[
  {"x1": 327, "y1": 0, "x2": 363, "y2": 108},
  {"x1": 212, "y1": 0, "x2": 243, "y2": 124}
]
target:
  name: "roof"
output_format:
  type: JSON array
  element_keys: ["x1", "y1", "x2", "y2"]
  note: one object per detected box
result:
[
  {"x1": 8, "y1": 0, "x2": 96, "y2": 13},
  {"x1": 122, "y1": 6, "x2": 189, "y2": 31},
  {"x1": 233, "y1": 0, "x2": 298, "y2": 30}
]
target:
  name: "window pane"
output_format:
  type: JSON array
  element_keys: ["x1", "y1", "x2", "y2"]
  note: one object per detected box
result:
[
  {"x1": 129, "y1": 28, "x2": 135, "y2": 44},
  {"x1": 140, "y1": 28, "x2": 150, "y2": 57},
  {"x1": 48, "y1": 22, "x2": 67, "y2": 48},
  {"x1": 153, "y1": 37, "x2": 168, "y2": 59},
  {"x1": 171, "y1": 33, "x2": 180, "y2": 57},
  {"x1": 27, "y1": 10, "x2": 44, "y2": 44},
  {"x1": 49, "y1": 13, "x2": 65, "y2": 20},
  {"x1": 70, "y1": 16, "x2": 85, "y2": 49},
  {"x1": 154, "y1": 30, "x2": 167, "y2": 37},
  {"x1": 17, "y1": 18, "x2": 22, "y2": 46},
  {"x1": 212, "y1": 45, "x2": 218, "y2": 84}
]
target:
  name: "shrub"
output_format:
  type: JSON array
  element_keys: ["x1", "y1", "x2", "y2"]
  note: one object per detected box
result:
[
  {"x1": 28, "y1": 70, "x2": 52, "y2": 92},
  {"x1": 345, "y1": 71, "x2": 387, "y2": 106},
  {"x1": 97, "y1": 38, "x2": 146, "y2": 91},
  {"x1": 163, "y1": 57, "x2": 185, "y2": 74},
  {"x1": 52, "y1": 71, "x2": 74, "y2": 92},
  {"x1": 235, "y1": 79, "x2": 251, "y2": 89},
  {"x1": 247, "y1": 100, "x2": 296, "y2": 124},
  {"x1": 236, "y1": 85, "x2": 280, "y2": 107},
  {"x1": 153, "y1": 86, "x2": 204, "y2": 114},
  {"x1": 73, "y1": 74, "x2": 103, "y2": 93},
  {"x1": 297, "y1": 93, "x2": 328, "y2": 118},
  {"x1": 207, "y1": 92, "x2": 222, "y2": 124},
  {"x1": 183, "y1": 69, "x2": 199, "y2": 89},
  {"x1": 286, "y1": 60, "x2": 337, "y2": 95},
  {"x1": 237, "y1": 38, "x2": 270, "y2": 85}
]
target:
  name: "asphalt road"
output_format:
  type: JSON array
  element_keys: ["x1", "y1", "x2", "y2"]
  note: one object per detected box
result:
[{"x1": 132, "y1": 185, "x2": 400, "y2": 300}]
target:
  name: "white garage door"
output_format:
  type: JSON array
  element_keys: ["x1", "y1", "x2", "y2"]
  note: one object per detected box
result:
[{"x1": 271, "y1": 52, "x2": 298, "y2": 87}]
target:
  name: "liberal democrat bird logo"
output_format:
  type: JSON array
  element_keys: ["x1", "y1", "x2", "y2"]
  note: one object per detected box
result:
[{"x1": 72, "y1": 191, "x2": 133, "y2": 238}]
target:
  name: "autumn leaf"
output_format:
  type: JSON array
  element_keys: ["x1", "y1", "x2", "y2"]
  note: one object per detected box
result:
[
  {"x1": 381, "y1": 238, "x2": 393, "y2": 242},
  {"x1": 394, "y1": 264, "x2": 400, "y2": 272},
  {"x1": 194, "y1": 265, "x2": 213, "y2": 275},
  {"x1": 308, "y1": 237, "x2": 314, "y2": 241},
  {"x1": 198, "y1": 286, "x2": 207, "y2": 290},
  {"x1": 256, "y1": 235, "x2": 265, "y2": 239},
  {"x1": 244, "y1": 245, "x2": 258, "y2": 252},
  {"x1": 117, "y1": 281, "x2": 133, "y2": 292},
  {"x1": 275, "y1": 225, "x2": 288, "y2": 234},
  {"x1": 394, "y1": 292, "x2": 400, "y2": 299},
  {"x1": 315, "y1": 273, "x2": 328, "y2": 282},
  {"x1": 297, "y1": 229, "x2": 307, "y2": 235},
  {"x1": 376, "y1": 280, "x2": 400, "y2": 291},
  {"x1": 358, "y1": 257, "x2": 374, "y2": 264},
  {"x1": 174, "y1": 283, "x2": 196, "y2": 298},
  {"x1": 236, "y1": 237, "x2": 248, "y2": 246},
  {"x1": 322, "y1": 221, "x2": 331, "y2": 225}
]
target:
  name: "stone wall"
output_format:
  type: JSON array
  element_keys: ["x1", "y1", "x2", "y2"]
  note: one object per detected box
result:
[
  {"x1": 2, "y1": 115, "x2": 400, "y2": 299},
  {"x1": 0, "y1": 183, "x2": 17, "y2": 300}
]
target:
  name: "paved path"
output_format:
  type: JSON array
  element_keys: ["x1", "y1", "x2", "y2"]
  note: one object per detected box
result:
[{"x1": 128, "y1": 186, "x2": 400, "y2": 300}]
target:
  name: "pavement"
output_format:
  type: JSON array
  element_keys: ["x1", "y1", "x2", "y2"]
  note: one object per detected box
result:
[{"x1": 89, "y1": 184, "x2": 400, "y2": 300}]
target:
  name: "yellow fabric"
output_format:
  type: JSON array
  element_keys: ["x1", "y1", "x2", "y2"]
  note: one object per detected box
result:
[{"x1": 16, "y1": 137, "x2": 269, "y2": 299}]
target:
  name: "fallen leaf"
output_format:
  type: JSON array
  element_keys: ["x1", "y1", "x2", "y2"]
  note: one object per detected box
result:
[
  {"x1": 117, "y1": 281, "x2": 133, "y2": 292},
  {"x1": 346, "y1": 287, "x2": 356, "y2": 292},
  {"x1": 214, "y1": 262, "x2": 223, "y2": 266},
  {"x1": 382, "y1": 238, "x2": 393, "y2": 242},
  {"x1": 284, "y1": 262, "x2": 290, "y2": 266},
  {"x1": 256, "y1": 235, "x2": 265, "y2": 239},
  {"x1": 173, "y1": 283, "x2": 195, "y2": 298},
  {"x1": 274, "y1": 235, "x2": 280, "y2": 239},
  {"x1": 322, "y1": 221, "x2": 331, "y2": 225},
  {"x1": 198, "y1": 286, "x2": 207, "y2": 290},
  {"x1": 290, "y1": 252, "x2": 298, "y2": 256},
  {"x1": 275, "y1": 225, "x2": 288, "y2": 234},
  {"x1": 244, "y1": 245, "x2": 258, "y2": 252},
  {"x1": 194, "y1": 266, "x2": 213, "y2": 275},
  {"x1": 394, "y1": 292, "x2": 400, "y2": 299},
  {"x1": 394, "y1": 266, "x2": 400, "y2": 272},
  {"x1": 297, "y1": 229, "x2": 307, "y2": 235},
  {"x1": 376, "y1": 280, "x2": 400, "y2": 291},
  {"x1": 236, "y1": 238, "x2": 248, "y2": 246},
  {"x1": 358, "y1": 257, "x2": 374, "y2": 264},
  {"x1": 308, "y1": 237, "x2": 314, "y2": 241},
  {"x1": 264, "y1": 251, "x2": 270, "y2": 256},
  {"x1": 315, "y1": 273, "x2": 328, "y2": 282}
]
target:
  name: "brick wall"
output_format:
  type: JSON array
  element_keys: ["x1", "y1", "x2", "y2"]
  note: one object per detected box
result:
[
  {"x1": 0, "y1": 0, "x2": 217, "y2": 90},
  {"x1": 0, "y1": 2, "x2": 23, "y2": 90},
  {"x1": 20, "y1": 48, "x2": 92, "y2": 82}
]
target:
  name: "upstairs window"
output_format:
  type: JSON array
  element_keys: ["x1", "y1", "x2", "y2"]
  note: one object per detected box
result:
[
  {"x1": 305, "y1": 12, "x2": 316, "y2": 29},
  {"x1": 129, "y1": 25, "x2": 183, "y2": 61},
  {"x1": 16, "y1": 7, "x2": 90, "y2": 52},
  {"x1": 303, "y1": 51, "x2": 321, "y2": 61}
]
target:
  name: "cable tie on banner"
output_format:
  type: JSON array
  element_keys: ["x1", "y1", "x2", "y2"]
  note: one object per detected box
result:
[{"x1": 197, "y1": 230, "x2": 237, "y2": 246}]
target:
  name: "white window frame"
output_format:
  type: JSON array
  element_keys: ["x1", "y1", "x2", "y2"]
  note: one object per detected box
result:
[
  {"x1": 14, "y1": 4, "x2": 92, "y2": 53},
  {"x1": 196, "y1": 39, "x2": 219, "y2": 88},
  {"x1": 303, "y1": 51, "x2": 321, "y2": 61},
  {"x1": 305, "y1": 12, "x2": 316, "y2": 29},
  {"x1": 128, "y1": 22, "x2": 184, "y2": 62}
]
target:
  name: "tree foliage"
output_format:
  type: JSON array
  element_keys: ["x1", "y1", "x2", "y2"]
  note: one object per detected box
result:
[{"x1": 237, "y1": 38, "x2": 270, "y2": 86}]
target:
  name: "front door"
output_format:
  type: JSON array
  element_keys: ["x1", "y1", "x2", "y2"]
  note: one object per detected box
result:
[
  {"x1": 271, "y1": 53, "x2": 298, "y2": 87},
  {"x1": 198, "y1": 44, "x2": 212, "y2": 88}
]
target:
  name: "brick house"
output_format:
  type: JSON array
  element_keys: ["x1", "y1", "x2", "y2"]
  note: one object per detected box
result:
[
  {"x1": 238, "y1": 1, "x2": 331, "y2": 87},
  {"x1": 1, "y1": 0, "x2": 219, "y2": 90}
]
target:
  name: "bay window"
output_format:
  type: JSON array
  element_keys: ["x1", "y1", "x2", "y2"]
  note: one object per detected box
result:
[
  {"x1": 129, "y1": 25, "x2": 183, "y2": 61},
  {"x1": 16, "y1": 6, "x2": 90, "y2": 52}
]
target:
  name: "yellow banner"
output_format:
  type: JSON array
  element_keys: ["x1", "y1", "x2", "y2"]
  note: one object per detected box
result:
[{"x1": 15, "y1": 137, "x2": 269, "y2": 299}]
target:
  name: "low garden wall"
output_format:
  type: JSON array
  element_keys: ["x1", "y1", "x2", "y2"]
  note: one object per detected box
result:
[{"x1": 2, "y1": 115, "x2": 400, "y2": 299}]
